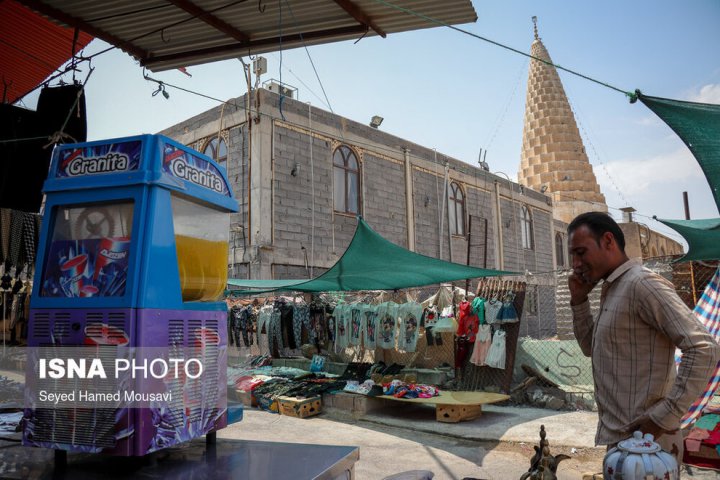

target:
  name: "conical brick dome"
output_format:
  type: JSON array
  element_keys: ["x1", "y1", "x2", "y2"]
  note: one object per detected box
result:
[{"x1": 518, "y1": 23, "x2": 607, "y2": 224}]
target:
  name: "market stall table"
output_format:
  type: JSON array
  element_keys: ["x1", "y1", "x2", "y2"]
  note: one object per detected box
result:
[{"x1": 378, "y1": 390, "x2": 510, "y2": 423}]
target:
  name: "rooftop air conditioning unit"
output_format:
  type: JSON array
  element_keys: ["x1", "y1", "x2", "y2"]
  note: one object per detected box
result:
[{"x1": 267, "y1": 81, "x2": 295, "y2": 98}]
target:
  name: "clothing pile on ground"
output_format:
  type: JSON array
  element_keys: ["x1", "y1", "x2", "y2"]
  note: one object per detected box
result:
[
  {"x1": 230, "y1": 357, "x2": 442, "y2": 413},
  {"x1": 683, "y1": 401, "x2": 720, "y2": 470}
]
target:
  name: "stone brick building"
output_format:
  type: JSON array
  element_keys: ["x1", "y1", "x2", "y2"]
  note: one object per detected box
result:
[{"x1": 160, "y1": 88, "x2": 559, "y2": 335}]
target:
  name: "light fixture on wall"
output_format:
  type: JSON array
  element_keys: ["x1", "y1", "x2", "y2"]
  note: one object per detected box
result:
[
  {"x1": 540, "y1": 185, "x2": 548, "y2": 193},
  {"x1": 369, "y1": 115, "x2": 384, "y2": 128},
  {"x1": 290, "y1": 163, "x2": 300, "y2": 177}
]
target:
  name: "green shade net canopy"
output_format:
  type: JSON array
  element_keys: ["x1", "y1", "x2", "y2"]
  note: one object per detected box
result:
[
  {"x1": 637, "y1": 92, "x2": 720, "y2": 262},
  {"x1": 228, "y1": 217, "x2": 513, "y2": 293},
  {"x1": 638, "y1": 92, "x2": 720, "y2": 209},
  {"x1": 656, "y1": 218, "x2": 720, "y2": 262}
]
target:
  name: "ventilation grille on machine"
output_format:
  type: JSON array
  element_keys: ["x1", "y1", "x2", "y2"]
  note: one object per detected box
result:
[
  {"x1": 28, "y1": 310, "x2": 130, "y2": 449},
  {"x1": 29, "y1": 408, "x2": 117, "y2": 449},
  {"x1": 164, "y1": 318, "x2": 220, "y2": 427},
  {"x1": 165, "y1": 319, "x2": 186, "y2": 428},
  {"x1": 31, "y1": 312, "x2": 50, "y2": 338}
]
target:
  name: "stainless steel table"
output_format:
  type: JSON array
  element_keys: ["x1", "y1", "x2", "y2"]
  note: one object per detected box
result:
[{"x1": 0, "y1": 436, "x2": 359, "y2": 479}]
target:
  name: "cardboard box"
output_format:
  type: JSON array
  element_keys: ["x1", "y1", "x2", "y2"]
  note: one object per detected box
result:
[
  {"x1": 233, "y1": 389, "x2": 257, "y2": 407},
  {"x1": 277, "y1": 396, "x2": 322, "y2": 418}
]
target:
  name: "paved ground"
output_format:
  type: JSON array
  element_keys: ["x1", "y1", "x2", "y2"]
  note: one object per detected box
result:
[
  {"x1": 218, "y1": 402, "x2": 718, "y2": 479},
  {"x1": 1, "y1": 401, "x2": 718, "y2": 479}
]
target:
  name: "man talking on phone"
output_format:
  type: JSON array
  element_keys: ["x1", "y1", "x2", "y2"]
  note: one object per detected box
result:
[{"x1": 568, "y1": 211, "x2": 719, "y2": 463}]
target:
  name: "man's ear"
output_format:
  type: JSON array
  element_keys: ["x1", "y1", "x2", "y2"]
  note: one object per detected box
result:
[{"x1": 602, "y1": 231, "x2": 615, "y2": 250}]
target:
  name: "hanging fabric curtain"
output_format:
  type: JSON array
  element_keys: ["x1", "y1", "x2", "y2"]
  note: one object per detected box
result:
[{"x1": 679, "y1": 266, "x2": 720, "y2": 428}]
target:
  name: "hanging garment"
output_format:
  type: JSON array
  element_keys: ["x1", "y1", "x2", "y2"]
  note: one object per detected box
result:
[
  {"x1": 454, "y1": 335, "x2": 471, "y2": 369},
  {"x1": 421, "y1": 306, "x2": 442, "y2": 346},
  {"x1": 433, "y1": 305, "x2": 457, "y2": 333},
  {"x1": 679, "y1": 266, "x2": 720, "y2": 428},
  {"x1": 333, "y1": 303, "x2": 350, "y2": 353},
  {"x1": 362, "y1": 304, "x2": 379, "y2": 350},
  {"x1": 292, "y1": 303, "x2": 311, "y2": 347},
  {"x1": 6, "y1": 211, "x2": 23, "y2": 271},
  {"x1": 228, "y1": 306, "x2": 239, "y2": 347},
  {"x1": 377, "y1": 302, "x2": 398, "y2": 350},
  {"x1": 469, "y1": 324, "x2": 493, "y2": 366},
  {"x1": 398, "y1": 302, "x2": 422, "y2": 352},
  {"x1": 0, "y1": 209, "x2": 11, "y2": 265},
  {"x1": 484, "y1": 298, "x2": 503, "y2": 325},
  {"x1": 309, "y1": 299, "x2": 329, "y2": 346},
  {"x1": 20, "y1": 213, "x2": 37, "y2": 268},
  {"x1": 497, "y1": 292, "x2": 519, "y2": 323},
  {"x1": 349, "y1": 304, "x2": 364, "y2": 347},
  {"x1": 484, "y1": 329, "x2": 507, "y2": 369},
  {"x1": 278, "y1": 302, "x2": 296, "y2": 350},
  {"x1": 267, "y1": 307, "x2": 283, "y2": 357},
  {"x1": 456, "y1": 300, "x2": 479, "y2": 342},
  {"x1": 471, "y1": 296, "x2": 486, "y2": 323},
  {"x1": 256, "y1": 306, "x2": 273, "y2": 355}
]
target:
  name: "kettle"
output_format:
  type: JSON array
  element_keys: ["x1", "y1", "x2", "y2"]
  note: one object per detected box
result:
[{"x1": 603, "y1": 431, "x2": 678, "y2": 480}]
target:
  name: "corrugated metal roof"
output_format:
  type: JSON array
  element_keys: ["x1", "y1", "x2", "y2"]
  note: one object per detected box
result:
[
  {"x1": 1, "y1": 1, "x2": 93, "y2": 104},
  {"x1": 18, "y1": 0, "x2": 477, "y2": 71}
]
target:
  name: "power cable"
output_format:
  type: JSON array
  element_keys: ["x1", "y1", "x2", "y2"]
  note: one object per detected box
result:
[
  {"x1": 370, "y1": 0, "x2": 635, "y2": 100},
  {"x1": 281, "y1": 0, "x2": 336, "y2": 115}
]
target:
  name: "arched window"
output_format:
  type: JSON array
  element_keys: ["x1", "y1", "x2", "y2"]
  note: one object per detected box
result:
[
  {"x1": 448, "y1": 182, "x2": 466, "y2": 235},
  {"x1": 203, "y1": 136, "x2": 228, "y2": 164},
  {"x1": 333, "y1": 145, "x2": 360, "y2": 214},
  {"x1": 521, "y1": 205, "x2": 534, "y2": 250},
  {"x1": 555, "y1": 232, "x2": 565, "y2": 267}
]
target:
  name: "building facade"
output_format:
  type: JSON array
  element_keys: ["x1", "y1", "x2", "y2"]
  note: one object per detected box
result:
[{"x1": 161, "y1": 89, "x2": 558, "y2": 331}]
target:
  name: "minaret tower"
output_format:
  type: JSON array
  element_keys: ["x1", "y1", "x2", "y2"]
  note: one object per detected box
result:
[{"x1": 518, "y1": 17, "x2": 607, "y2": 224}]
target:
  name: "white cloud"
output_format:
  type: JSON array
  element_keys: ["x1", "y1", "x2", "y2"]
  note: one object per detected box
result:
[
  {"x1": 686, "y1": 84, "x2": 720, "y2": 104},
  {"x1": 596, "y1": 148, "x2": 703, "y2": 197},
  {"x1": 594, "y1": 148, "x2": 718, "y2": 223}
]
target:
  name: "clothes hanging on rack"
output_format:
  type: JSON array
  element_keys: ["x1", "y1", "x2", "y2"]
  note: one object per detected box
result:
[
  {"x1": 292, "y1": 303, "x2": 311, "y2": 348},
  {"x1": 377, "y1": 302, "x2": 398, "y2": 350},
  {"x1": 349, "y1": 304, "x2": 364, "y2": 347},
  {"x1": 484, "y1": 329, "x2": 507, "y2": 369},
  {"x1": 361, "y1": 304, "x2": 378, "y2": 349},
  {"x1": 398, "y1": 302, "x2": 422, "y2": 352},
  {"x1": 470, "y1": 324, "x2": 492, "y2": 366},
  {"x1": 421, "y1": 306, "x2": 443, "y2": 346},
  {"x1": 457, "y1": 300, "x2": 479, "y2": 342}
]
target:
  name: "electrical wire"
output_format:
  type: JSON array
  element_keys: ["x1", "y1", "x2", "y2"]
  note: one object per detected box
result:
[{"x1": 370, "y1": 0, "x2": 635, "y2": 99}]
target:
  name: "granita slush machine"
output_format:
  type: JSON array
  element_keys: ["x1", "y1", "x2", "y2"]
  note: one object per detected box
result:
[{"x1": 23, "y1": 134, "x2": 238, "y2": 456}]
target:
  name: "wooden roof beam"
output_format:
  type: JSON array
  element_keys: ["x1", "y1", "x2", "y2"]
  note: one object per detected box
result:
[
  {"x1": 167, "y1": 0, "x2": 250, "y2": 43},
  {"x1": 332, "y1": 0, "x2": 386, "y2": 38}
]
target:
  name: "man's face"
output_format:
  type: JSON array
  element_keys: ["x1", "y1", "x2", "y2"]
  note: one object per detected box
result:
[{"x1": 569, "y1": 225, "x2": 612, "y2": 284}]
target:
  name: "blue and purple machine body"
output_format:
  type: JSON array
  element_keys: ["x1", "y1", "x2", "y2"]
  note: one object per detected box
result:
[{"x1": 23, "y1": 134, "x2": 237, "y2": 456}]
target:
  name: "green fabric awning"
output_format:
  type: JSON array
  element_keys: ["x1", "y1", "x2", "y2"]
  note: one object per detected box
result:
[
  {"x1": 228, "y1": 217, "x2": 513, "y2": 293},
  {"x1": 656, "y1": 218, "x2": 720, "y2": 262},
  {"x1": 638, "y1": 92, "x2": 720, "y2": 209},
  {"x1": 636, "y1": 92, "x2": 720, "y2": 261}
]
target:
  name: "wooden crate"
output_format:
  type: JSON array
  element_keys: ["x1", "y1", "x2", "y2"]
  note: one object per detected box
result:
[
  {"x1": 277, "y1": 396, "x2": 322, "y2": 418},
  {"x1": 436, "y1": 403, "x2": 483, "y2": 423}
]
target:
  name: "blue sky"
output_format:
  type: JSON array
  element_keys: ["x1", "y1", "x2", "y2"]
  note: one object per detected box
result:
[{"x1": 22, "y1": 0, "x2": 720, "y2": 245}]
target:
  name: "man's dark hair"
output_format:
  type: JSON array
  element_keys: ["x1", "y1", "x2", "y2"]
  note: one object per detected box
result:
[{"x1": 567, "y1": 212, "x2": 626, "y2": 252}]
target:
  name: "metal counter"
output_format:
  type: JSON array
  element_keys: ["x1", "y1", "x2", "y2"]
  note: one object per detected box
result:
[{"x1": 0, "y1": 437, "x2": 359, "y2": 479}]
